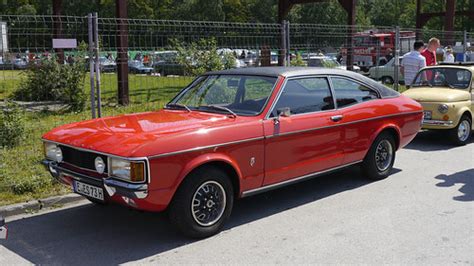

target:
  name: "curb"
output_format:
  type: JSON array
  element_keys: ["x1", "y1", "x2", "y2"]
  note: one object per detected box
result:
[{"x1": 0, "y1": 193, "x2": 86, "y2": 218}]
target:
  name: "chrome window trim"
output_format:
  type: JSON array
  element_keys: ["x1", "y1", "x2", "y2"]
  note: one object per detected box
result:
[
  {"x1": 264, "y1": 75, "x2": 337, "y2": 120},
  {"x1": 41, "y1": 139, "x2": 151, "y2": 184},
  {"x1": 241, "y1": 160, "x2": 363, "y2": 197}
]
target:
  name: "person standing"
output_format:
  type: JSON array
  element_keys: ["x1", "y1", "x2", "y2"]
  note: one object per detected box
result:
[
  {"x1": 401, "y1": 41, "x2": 426, "y2": 87},
  {"x1": 444, "y1": 47, "x2": 455, "y2": 63},
  {"x1": 421, "y1": 37, "x2": 440, "y2": 66}
]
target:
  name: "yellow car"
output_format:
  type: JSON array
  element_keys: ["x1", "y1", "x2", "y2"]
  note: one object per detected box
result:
[{"x1": 403, "y1": 63, "x2": 473, "y2": 145}]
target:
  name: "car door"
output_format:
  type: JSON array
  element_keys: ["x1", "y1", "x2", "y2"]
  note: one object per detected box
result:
[
  {"x1": 329, "y1": 76, "x2": 382, "y2": 164},
  {"x1": 262, "y1": 76, "x2": 344, "y2": 186}
]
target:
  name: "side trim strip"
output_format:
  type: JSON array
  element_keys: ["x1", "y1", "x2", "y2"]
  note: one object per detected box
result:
[
  {"x1": 148, "y1": 136, "x2": 265, "y2": 159},
  {"x1": 241, "y1": 160, "x2": 363, "y2": 197},
  {"x1": 266, "y1": 110, "x2": 422, "y2": 139}
]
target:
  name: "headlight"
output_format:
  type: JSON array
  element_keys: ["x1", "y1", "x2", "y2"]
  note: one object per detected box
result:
[
  {"x1": 44, "y1": 142, "x2": 63, "y2": 162},
  {"x1": 438, "y1": 104, "x2": 449, "y2": 114},
  {"x1": 109, "y1": 158, "x2": 145, "y2": 182},
  {"x1": 94, "y1": 157, "x2": 105, "y2": 174}
]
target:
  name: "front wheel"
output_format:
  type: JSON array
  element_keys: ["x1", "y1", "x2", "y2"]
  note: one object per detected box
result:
[
  {"x1": 449, "y1": 115, "x2": 472, "y2": 146},
  {"x1": 361, "y1": 132, "x2": 396, "y2": 180},
  {"x1": 169, "y1": 167, "x2": 234, "y2": 238}
]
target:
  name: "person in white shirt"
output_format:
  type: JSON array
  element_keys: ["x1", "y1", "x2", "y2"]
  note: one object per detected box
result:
[
  {"x1": 401, "y1": 41, "x2": 426, "y2": 87},
  {"x1": 444, "y1": 47, "x2": 455, "y2": 63}
]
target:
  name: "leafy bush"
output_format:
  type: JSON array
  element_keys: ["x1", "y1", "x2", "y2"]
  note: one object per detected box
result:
[
  {"x1": 172, "y1": 38, "x2": 235, "y2": 76},
  {"x1": 12, "y1": 56, "x2": 87, "y2": 112},
  {"x1": 0, "y1": 102, "x2": 25, "y2": 148},
  {"x1": 291, "y1": 53, "x2": 306, "y2": 67}
]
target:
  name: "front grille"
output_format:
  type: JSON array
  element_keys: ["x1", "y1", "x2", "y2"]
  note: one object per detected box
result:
[{"x1": 59, "y1": 145, "x2": 108, "y2": 174}]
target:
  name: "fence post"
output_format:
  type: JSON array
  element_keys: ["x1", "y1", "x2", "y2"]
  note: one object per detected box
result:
[
  {"x1": 285, "y1": 21, "x2": 290, "y2": 66},
  {"x1": 394, "y1": 26, "x2": 400, "y2": 92},
  {"x1": 279, "y1": 20, "x2": 287, "y2": 66},
  {"x1": 463, "y1": 30, "x2": 468, "y2": 62},
  {"x1": 88, "y1": 13, "x2": 96, "y2": 119},
  {"x1": 93, "y1": 12, "x2": 102, "y2": 117}
]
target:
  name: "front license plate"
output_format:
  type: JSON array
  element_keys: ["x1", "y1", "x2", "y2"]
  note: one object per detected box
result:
[
  {"x1": 423, "y1": 111, "x2": 432, "y2": 120},
  {"x1": 73, "y1": 180, "x2": 104, "y2": 201}
]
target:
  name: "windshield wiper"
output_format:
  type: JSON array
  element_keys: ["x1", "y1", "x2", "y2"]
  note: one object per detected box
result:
[
  {"x1": 199, "y1": 105, "x2": 237, "y2": 117},
  {"x1": 164, "y1": 103, "x2": 191, "y2": 112}
]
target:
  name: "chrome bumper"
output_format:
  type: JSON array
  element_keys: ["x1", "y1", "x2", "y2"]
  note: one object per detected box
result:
[
  {"x1": 41, "y1": 160, "x2": 148, "y2": 199},
  {"x1": 422, "y1": 119, "x2": 454, "y2": 127}
]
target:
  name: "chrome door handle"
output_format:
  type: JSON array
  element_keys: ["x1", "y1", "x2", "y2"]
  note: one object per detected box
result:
[{"x1": 330, "y1": 115, "x2": 343, "y2": 122}]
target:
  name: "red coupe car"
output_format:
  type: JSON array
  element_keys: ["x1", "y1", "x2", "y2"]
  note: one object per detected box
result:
[{"x1": 42, "y1": 67, "x2": 423, "y2": 238}]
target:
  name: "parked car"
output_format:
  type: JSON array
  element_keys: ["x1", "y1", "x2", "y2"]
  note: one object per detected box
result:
[
  {"x1": 368, "y1": 56, "x2": 404, "y2": 84},
  {"x1": 307, "y1": 55, "x2": 361, "y2": 72},
  {"x1": 99, "y1": 57, "x2": 117, "y2": 72},
  {"x1": 41, "y1": 67, "x2": 422, "y2": 238},
  {"x1": 0, "y1": 215, "x2": 6, "y2": 239},
  {"x1": 403, "y1": 63, "x2": 473, "y2": 145},
  {"x1": 13, "y1": 58, "x2": 28, "y2": 70},
  {"x1": 128, "y1": 60, "x2": 154, "y2": 74},
  {"x1": 152, "y1": 51, "x2": 185, "y2": 76}
]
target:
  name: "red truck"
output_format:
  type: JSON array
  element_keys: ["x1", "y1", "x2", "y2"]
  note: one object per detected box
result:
[{"x1": 341, "y1": 30, "x2": 416, "y2": 72}]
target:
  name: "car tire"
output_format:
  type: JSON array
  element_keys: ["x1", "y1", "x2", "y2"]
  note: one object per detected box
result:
[
  {"x1": 381, "y1": 76, "x2": 394, "y2": 84},
  {"x1": 361, "y1": 132, "x2": 396, "y2": 180},
  {"x1": 169, "y1": 166, "x2": 234, "y2": 238},
  {"x1": 449, "y1": 115, "x2": 472, "y2": 146}
]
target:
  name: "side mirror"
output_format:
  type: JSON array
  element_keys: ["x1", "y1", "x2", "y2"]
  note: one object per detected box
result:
[
  {"x1": 277, "y1": 107, "x2": 291, "y2": 117},
  {"x1": 0, "y1": 215, "x2": 4, "y2": 227}
]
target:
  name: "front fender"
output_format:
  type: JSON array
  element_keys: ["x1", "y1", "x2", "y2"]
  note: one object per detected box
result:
[{"x1": 174, "y1": 152, "x2": 243, "y2": 193}]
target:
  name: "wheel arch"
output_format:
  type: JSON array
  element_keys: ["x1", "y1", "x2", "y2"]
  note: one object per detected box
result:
[
  {"x1": 174, "y1": 153, "x2": 242, "y2": 198},
  {"x1": 371, "y1": 125, "x2": 401, "y2": 150}
]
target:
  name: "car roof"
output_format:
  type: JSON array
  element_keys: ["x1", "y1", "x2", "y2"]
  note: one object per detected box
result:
[
  {"x1": 421, "y1": 64, "x2": 474, "y2": 73},
  {"x1": 205, "y1": 67, "x2": 400, "y2": 98}
]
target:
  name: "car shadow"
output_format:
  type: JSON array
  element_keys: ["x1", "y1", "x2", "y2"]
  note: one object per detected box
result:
[
  {"x1": 404, "y1": 130, "x2": 474, "y2": 152},
  {"x1": 435, "y1": 169, "x2": 474, "y2": 202},
  {"x1": 0, "y1": 166, "x2": 393, "y2": 265}
]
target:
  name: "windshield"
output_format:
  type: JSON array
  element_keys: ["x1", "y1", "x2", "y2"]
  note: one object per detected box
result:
[
  {"x1": 412, "y1": 68, "x2": 472, "y2": 89},
  {"x1": 171, "y1": 75, "x2": 277, "y2": 116}
]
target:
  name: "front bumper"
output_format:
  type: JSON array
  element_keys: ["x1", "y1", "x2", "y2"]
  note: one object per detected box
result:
[
  {"x1": 422, "y1": 119, "x2": 454, "y2": 128},
  {"x1": 42, "y1": 160, "x2": 148, "y2": 200}
]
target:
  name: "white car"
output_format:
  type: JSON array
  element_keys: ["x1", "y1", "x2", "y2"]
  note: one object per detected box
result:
[
  {"x1": 307, "y1": 55, "x2": 360, "y2": 72},
  {"x1": 368, "y1": 56, "x2": 404, "y2": 84}
]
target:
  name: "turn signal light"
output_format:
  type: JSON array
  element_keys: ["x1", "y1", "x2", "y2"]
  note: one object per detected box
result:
[{"x1": 131, "y1": 162, "x2": 145, "y2": 182}]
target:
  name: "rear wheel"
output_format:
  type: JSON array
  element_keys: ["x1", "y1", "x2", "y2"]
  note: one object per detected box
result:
[
  {"x1": 449, "y1": 115, "x2": 471, "y2": 146},
  {"x1": 169, "y1": 167, "x2": 234, "y2": 238},
  {"x1": 361, "y1": 132, "x2": 396, "y2": 180}
]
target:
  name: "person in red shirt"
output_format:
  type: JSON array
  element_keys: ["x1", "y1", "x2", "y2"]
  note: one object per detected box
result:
[{"x1": 421, "y1": 37, "x2": 440, "y2": 66}]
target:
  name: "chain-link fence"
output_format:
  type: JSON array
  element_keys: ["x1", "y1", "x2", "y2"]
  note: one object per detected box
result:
[{"x1": 0, "y1": 14, "x2": 473, "y2": 204}]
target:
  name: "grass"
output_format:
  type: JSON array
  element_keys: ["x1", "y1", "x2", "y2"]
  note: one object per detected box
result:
[{"x1": 0, "y1": 70, "x2": 193, "y2": 206}]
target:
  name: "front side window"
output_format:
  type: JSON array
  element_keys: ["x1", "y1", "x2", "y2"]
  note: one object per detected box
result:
[
  {"x1": 173, "y1": 75, "x2": 277, "y2": 116},
  {"x1": 271, "y1": 77, "x2": 334, "y2": 117},
  {"x1": 331, "y1": 77, "x2": 379, "y2": 108}
]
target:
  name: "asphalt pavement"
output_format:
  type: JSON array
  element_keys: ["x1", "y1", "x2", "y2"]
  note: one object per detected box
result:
[{"x1": 0, "y1": 130, "x2": 473, "y2": 265}]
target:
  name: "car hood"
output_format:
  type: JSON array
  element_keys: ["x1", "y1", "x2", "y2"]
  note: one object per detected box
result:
[
  {"x1": 402, "y1": 87, "x2": 470, "y2": 102},
  {"x1": 42, "y1": 110, "x2": 253, "y2": 157}
]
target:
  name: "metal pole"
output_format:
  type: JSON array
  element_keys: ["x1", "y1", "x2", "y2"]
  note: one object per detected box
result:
[
  {"x1": 88, "y1": 13, "x2": 96, "y2": 119},
  {"x1": 280, "y1": 20, "x2": 287, "y2": 67},
  {"x1": 394, "y1": 26, "x2": 400, "y2": 92},
  {"x1": 93, "y1": 12, "x2": 102, "y2": 117},
  {"x1": 285, "y1": 21, "x2": 290, "y2": 66},
  {"x1": 463, "y1": 30, "x2": 468, "y2": 62}
]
